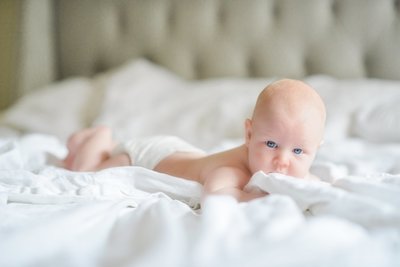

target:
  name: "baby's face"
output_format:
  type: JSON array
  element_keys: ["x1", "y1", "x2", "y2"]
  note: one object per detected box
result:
[{"x1": 245, "y1": 111, "x2": 323, "y2": 178}]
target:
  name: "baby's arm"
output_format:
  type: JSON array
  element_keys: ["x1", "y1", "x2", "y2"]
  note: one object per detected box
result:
[{"x1": 202, "y1": 167, "x2": 267, "y2": 202}]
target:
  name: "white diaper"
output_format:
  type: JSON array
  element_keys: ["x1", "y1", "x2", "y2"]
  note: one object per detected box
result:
[{"x1": 114, "y1": 136, "x2": 205, "y2": 170}]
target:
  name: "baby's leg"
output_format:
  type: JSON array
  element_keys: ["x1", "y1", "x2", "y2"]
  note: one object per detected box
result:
[{"x1": 64, "y1": 126, "x2": 121, "y2": 171}]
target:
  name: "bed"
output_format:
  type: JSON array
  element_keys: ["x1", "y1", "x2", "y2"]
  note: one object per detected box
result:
[{"x1": 1, "y1": 1, "x2": 400, "y2": 267}]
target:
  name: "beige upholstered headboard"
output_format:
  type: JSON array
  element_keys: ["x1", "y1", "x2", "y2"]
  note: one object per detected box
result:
[{"x1": 2, "y1": 0, "x2": 400, "y2": 109}]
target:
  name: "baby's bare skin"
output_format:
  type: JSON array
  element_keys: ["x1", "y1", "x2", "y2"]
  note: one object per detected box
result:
[
  {"x1": 155, "y1": 146, "x2": 261, "y2": 201},
  {"x1": 64, "y1": 79, "x2": 326, "y2": 202}
]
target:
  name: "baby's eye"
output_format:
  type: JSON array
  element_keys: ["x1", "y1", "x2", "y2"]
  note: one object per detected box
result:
[
  {"x1": 293, "y1": 148, "x2": 303, "y2": 155},
  {"x1": 265, "y1": 140, "x2": 277, "y2": 148}
]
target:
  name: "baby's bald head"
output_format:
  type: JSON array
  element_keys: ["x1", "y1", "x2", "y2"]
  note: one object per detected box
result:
[{"x1": 251, "y1": 79, "x2": 326, "y2": 141}]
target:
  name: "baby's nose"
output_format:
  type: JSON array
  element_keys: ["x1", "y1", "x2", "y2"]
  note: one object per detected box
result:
[{"x1": 273, "y1": 153, "x2": 289, "y2": 171}]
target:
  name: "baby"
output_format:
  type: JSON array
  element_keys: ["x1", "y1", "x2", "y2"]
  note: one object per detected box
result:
[{"x1": 64, "y1": 79, "x2": 326, "y2": 202}]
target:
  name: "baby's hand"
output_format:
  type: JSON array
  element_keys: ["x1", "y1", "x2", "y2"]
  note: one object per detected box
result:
[
  {"x1": 244, "y1": 185, "x2": 269, "y2": 197},
  {"x1": 250, "y1": 189, "x2": 269, "y2": 198}
]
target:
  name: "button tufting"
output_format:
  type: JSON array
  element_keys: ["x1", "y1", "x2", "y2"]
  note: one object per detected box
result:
[
  {"x1": 331, "y1": 0, "x2": 339, "y2": 16},
  {"x1": 56, "y1": 0, "x2": 400, "y2": 80}
]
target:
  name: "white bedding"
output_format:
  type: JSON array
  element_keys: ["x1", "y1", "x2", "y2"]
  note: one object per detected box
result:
[{"x1": 1, "y1": 59, "x2": 400, "y2": 267}]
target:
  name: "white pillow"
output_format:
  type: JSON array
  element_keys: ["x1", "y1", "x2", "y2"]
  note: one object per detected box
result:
[
  {"x1": 93, "y1": 59, "x2": 271, "y2": 149},
  {"x1": 0, "y1": 59, "x2": 179, "y2": 142},
  {"x1": 353, "y1": 97, "x2": 400, "y2": 142},
  {"x1": 0, "y1": 78, "x2": 94, "y2": 141}
]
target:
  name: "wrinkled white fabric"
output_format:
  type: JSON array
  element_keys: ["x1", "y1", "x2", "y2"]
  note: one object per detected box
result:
[{"x1": 0, "y1": 134, "x2": 399, "y2": 267}]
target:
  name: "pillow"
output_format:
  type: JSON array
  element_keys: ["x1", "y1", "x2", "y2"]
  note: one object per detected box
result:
[
  {"x1": 352, "y1": 97, "x2": 400, "y2": 142},
  {"x1": 93, "y1": 60, "x2": 271, "y2": 149},
  {"x1": 0, "y1": 78, "x2": 94, "y2": 141},
  {"x1": 307, "y1": 77, "x2": 400, "y2": 142},
  {"x1": 0, "y1": 59, "x2": 180, "y2": 142}
]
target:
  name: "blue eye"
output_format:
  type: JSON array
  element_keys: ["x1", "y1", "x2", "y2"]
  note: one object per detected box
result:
[
  {"x1": 293, "y1": 148, "x2": 303, "y2": 155},
  {"x1": 265, "y1": 140, "x2": 277, "y2": 148}
]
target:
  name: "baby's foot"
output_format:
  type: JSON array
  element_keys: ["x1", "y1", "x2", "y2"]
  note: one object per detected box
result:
[
  {"x1": 63, "y1": 133, "x2": 85, "y2": 169},
  {"x1": 63, "y1": 126, "x2": 108, "y2": 169}
]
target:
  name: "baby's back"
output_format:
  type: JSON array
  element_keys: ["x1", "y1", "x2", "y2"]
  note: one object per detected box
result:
[{"x1": 154, "y1": 145, "x2": 250, "y2": 185}]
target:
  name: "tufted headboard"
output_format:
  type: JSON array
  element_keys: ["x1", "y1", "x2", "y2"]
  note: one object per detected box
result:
[
  {"x1": 2, "y1": 0, "x2": 400, "y2": 109},
  {"x1": 55, "y1": 0, "x2": 400, "y2": 80}
]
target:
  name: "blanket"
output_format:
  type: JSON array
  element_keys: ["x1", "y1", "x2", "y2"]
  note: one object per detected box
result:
[{"x1": 0, "y1": 134, "x2": 399, "y2": 267}]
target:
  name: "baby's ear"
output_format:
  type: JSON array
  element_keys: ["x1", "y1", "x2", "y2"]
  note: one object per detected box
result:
[{"x1": 245, "y1": 119, "x2": 252, "y2": 146}]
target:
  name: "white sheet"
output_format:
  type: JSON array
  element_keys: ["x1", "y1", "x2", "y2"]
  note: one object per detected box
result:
[
  {"x1": 0, "y1": 134, "x2": 400, "y2": 266},
  {"x1": 1, "y1": 59, "x2": 400, "y2": 267}
]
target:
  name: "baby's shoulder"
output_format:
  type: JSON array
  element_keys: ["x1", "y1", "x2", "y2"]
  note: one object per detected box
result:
[{"x1": 202, "y1": 164, "x2": 251, "y2": 189}]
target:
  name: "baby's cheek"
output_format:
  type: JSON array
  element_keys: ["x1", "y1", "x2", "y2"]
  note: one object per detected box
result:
[
  {"x1": 257, "y1": 153, "x2": 274, "y2": 170},
  {"x1": 293, "y1": 158, "x2": 312, "y2": 177},
  {"x1": 254, "y1": 149, "x2": 270, "y2": 162},
  {"x1": 250, "y1": 149, "x2": 270, "y2": 172}
]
